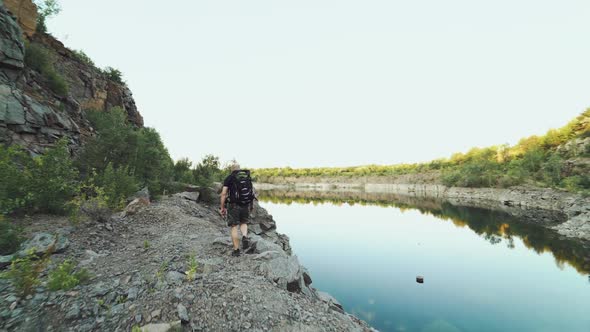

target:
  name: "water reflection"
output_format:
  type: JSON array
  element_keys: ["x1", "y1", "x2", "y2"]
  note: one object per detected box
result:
[{"x1": 258, "y1": 189, "x2": 590, "y2": 275}]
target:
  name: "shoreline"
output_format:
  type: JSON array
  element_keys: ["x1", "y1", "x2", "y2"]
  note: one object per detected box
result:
[{"x1": 255, "y1": 182, "x2": 590, "y2": 242}]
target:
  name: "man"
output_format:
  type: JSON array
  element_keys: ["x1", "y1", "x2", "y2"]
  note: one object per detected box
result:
[{"x1": 220, "y1": 163, "x2": 256, "y2": 257}]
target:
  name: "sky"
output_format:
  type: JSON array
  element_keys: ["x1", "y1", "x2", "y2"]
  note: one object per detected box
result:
[{"x1": 47, "y1": 0, "x2": 590, "y2": 168}]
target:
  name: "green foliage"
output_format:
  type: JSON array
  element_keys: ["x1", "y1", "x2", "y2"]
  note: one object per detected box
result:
[
  {"x1": 102, "y1": 67, "x2": 124, "y2": 84},
  {"x1": 0, "y1": 140, "x2": 78, "y2": 215},
  {"x1": 254, "y1": 110, "x2": 590, "y2": 194},
  {"x1": 34, "y1": 0, "x2": 61, "y2": 33},
  {"x1": 143, "y1": 240, "x2": 150, "y2": 249},
  {"x1": 28, "y1": 139, "x2": 79, "y2": 214},
  {"x1": 193, "y1": 155, "x2": 223, "y2": 187},
  {"x1": 66, "y1": 178, "x2": 110, "y2": 223},
  {"x1": 0, "y1": 217, "x2": 23, "y2": 255},
  {"x1": 72, "y1": 50, "x2": 95, "y2": 67},
  {"x1": 77, "y1": 108, "x2": 173, "y2": 197},
  {"x1": 174, "y1": 158, "x2": 194, "y2": 184},
  {"x1": 1, "y1": 250, "x2": 47, "y2": 296},
  {"x1": 185, "y1": 253, "x2": 198, "y2": 281},
  {"x1": 132, "y1": 326, "x2": 142, "y2": 332},
  {"x1": 47, "y1": 259, "x2": 90, "y2": 291},
  {"x1": 95, "y1": 163, "x2": 138, "y2": 209},
  {"x1": 24, "y1": 42, "x2": 68, "y2": 95},
  {"x1": 0, "y1": 146, "x2": 31, "y2": 214}
]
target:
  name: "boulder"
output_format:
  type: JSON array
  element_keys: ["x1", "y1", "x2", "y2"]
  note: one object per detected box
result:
[
  {"x1": 140, "y1": 321, "x2": 182, "y2": 332},
  {"x1": 259, "y1": 255, "x2": 303, "y2": 292},
  {"x1": 123, "y1": 197, "x2": 150, "y2": 216},
  {"x1": 17, "y1": 232, "x2": 69, "y2": 257},
  {"x1": 175, "y1": 191, "x2": 200, "y2": 202},
  {"x1": 317, "y1": 291, "x2": 345, "y2": 313}
]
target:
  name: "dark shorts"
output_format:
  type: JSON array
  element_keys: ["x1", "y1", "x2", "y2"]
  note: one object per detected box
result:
[{"x1": 227, "y1": 204, "x2": 250, "y2": 227}]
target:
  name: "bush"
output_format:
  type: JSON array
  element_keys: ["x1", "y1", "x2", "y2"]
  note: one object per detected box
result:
[
  {"x1": 0, "y1": 146, "x2": 32, "y2": 214},
  {"x1": 95, "y1": 163, "x2": 138, "y2": 209},
  {"x1": 28, "y1": 139, "x2": 79, "y2": 214},
  {"x1": 72, "y1": 50, "x2": 95, "y2": 67},
  {"x1": 1, "y1": 250, "x2": 47, "y2": 296},
  {"x1": 102, "y1": 67, "x2": 124, "y2": 84},
  {"x1": 0, "y1": 217, "x2": 23, "y2": 255},
  {"x1": 25, "y1": 43, "x2": 69, "y2": 95},
  {"x1": 47, "y1": 259, "x2": 90, "y2": 291},
  {"x1": 67, "y1": 180, "x2": 111, "y2": 223}
]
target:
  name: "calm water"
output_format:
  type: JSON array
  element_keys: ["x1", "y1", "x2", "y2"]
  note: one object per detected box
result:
[{"x1": 258, "y1": 190, "x2": 590, "y2": 332}]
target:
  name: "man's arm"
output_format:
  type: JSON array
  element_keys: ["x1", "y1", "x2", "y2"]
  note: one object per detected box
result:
[{"x1": 220, "y1": 186, "x2": 229, "y2": 216}]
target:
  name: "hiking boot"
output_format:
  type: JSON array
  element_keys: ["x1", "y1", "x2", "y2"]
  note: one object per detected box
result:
[
  {"x1": 242, "y1": 236, "x2": 249, "y2": 249},
  {"x1": 232, "y1": 249, "x2": 241, "y2": 257}
]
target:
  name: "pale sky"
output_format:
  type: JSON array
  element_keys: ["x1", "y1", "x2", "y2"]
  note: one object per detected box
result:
[{"x1": 48, "y1": 0, "x2": 590, "y2": 168}]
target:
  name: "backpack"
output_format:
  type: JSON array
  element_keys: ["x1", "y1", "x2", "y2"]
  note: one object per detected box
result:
[{"x1": 229, "y1": 170, "x2": 255, "y2": 205}]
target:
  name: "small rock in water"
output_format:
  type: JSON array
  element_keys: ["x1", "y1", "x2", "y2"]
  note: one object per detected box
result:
[{"x1": 416, "y1": 276, "x2": 424, "y2": 284}]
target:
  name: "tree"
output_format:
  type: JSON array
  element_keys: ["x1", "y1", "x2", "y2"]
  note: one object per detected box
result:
[{"x1": 35, "y1": 0, "x2": 61, "y2": 33}]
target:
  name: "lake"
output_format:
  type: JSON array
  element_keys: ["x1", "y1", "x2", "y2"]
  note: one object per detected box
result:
[{"x1": 258, "y1": 190, "x2": 590, "y2": 332}]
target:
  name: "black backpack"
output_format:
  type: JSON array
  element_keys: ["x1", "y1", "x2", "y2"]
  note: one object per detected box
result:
[{"x1": 229, "y1": 170, "x2": 255, "y2": 205}]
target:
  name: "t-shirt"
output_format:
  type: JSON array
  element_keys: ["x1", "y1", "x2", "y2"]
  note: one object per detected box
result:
[{"x1": 223, "y1": 170, "x2": 255, "y2": 205}]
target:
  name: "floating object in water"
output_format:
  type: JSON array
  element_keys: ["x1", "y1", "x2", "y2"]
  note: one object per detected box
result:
[{"x1": 416, "y1": 276, "x2": 424, "y2": 284}]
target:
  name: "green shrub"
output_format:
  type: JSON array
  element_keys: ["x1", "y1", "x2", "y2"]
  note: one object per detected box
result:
[
  {"x1": 47, "y1": 259, "x2": 90, "y2": 291},
  {"x1": 186, "y1": 254, "x2": 198, "y2": 281},
  {"x1": 102, "y1": 67, "x2": 124, "y2": 84},
  {"x1": 0, "y1": 146, "x2": 32, "y2": 214},
  {"x1": 0, "y1": 217, "x2": 23, "y2": 255},
  {"x1": 95, "y1": 163, "x2": 138, "y2": 209},
  {"x1": 1, "y1": 250, "x2": 47, "y2": 296},
  {"x1": 25, "y1": 42, "x2": 69, "y2": 96},
  {"x1": 67, "y1": 180, "x2": 110, "y2": 223},
  {"x1": 72, "y1": 50, "x2": 95, "y2": 67},
  {"x1": 28, "y1": 139, "x2": 79, "y2": 214}
]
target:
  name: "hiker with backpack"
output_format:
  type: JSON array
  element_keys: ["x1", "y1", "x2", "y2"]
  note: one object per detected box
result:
[{"x1": 220, "y1": 163, "x2": 256, "y2": 257}]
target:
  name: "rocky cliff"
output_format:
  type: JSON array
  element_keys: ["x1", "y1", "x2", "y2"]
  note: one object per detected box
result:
[
  {"x1": 0, "y1": 0, "x2": 143, "y2": 154},
  {"x1": 0, "y1": 193, "x2": 373, "y2": 332}
]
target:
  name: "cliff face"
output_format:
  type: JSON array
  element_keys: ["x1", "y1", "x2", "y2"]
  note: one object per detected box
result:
[{"x1": 0, "y1": 0, "x2": 143, "y2": 154}]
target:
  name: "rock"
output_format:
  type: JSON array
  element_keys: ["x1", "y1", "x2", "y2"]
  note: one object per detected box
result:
[
  {"x1": 90, "y1": 282, "x2": 111, "y2": 297},
  {"x1": 260, "y1": 255, "x2": 303, "y2": 292},
  {"x1": 3, "y1": 0, "x2": 38, "y2": 38},
  {"x1": 252, "y1": 236, "x2": 285, "y2": 255},
  {"x1": 150, "y1": 309, "x2": 161, "y2": 319},
  {"x1": 0, "y1": 254, "x2": 13, "y2": 268},
  {"x1": 0, "y1": 4, "x2": 25, "y2": 69},
  {"x1": 135, "y1": 314, "x2": 142, "y2": 323},
  {"x1": 17, "y1": 232, "x2": 69, "y2": 257},
  {"x1": 175, "y1": 191, "x2": 200, "y2": 202},
  {"x1": 128, "y1": 187, "x2": 150, "y2": 203},
  {"x1": 177, "y1": 304, "x2": 189, "y2": 323},
  {"x1": 127, "y1": 287, "x2": 139, "y2": 301},
  {"x1": 65, "y1": 304, "x2": 81, "y2": 320},
  {"x1": 166, "y1": 271, "x2": 185, "y2": 286},
  {"x1": 140, "y1": 321, "x2": 182, "y2": 332},
  {"x1": 317, "y1": 291, "x2": 344, "y2": 313},
  {"x1": 252, "y1": 251, "x2": 283, "y2": 261},
  {"x1": 123, "y1": 198, "x2": 150, "y2": 216}
]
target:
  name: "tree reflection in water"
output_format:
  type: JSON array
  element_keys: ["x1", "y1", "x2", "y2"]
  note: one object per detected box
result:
[{"x1": 258, "y1": 189, "x2": 590, "y2": 274}]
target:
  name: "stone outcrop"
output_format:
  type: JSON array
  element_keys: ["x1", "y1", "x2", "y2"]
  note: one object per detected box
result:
[
  {"x1": 0, "y1": 0, "x2": 143, "y2": 154},
  {"x1": 3, "y1": 0, "x2": 37, "y2": 38},
  {"x1": 0, "y1": 194, "x2": 374, "y2": 331}
]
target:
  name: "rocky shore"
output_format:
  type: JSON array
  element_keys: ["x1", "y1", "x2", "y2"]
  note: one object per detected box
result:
[
  {"x1": 256, "y1": 182, "x2": 590, "y2": 242},
  {"x1": 0, "y1": 193, "x2": 373, "y2": 332}
]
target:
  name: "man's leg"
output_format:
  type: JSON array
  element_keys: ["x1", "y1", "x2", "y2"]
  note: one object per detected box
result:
[
  {"x1": 231, "y1": 225, "x2": 240, "y2": 250},
  {"x1": 239, "y1": 223, "x2": 248, "y2": 238}
]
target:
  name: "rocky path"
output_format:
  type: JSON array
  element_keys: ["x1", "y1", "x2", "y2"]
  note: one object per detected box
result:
[{"x1": 0, "y1": 194, "x2": 373, "y2": 332}]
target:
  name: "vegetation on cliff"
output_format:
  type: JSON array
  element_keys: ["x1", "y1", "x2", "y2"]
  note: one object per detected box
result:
[{"x1": 253, "y1": 110, "x2": 590, "y2": 195}]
